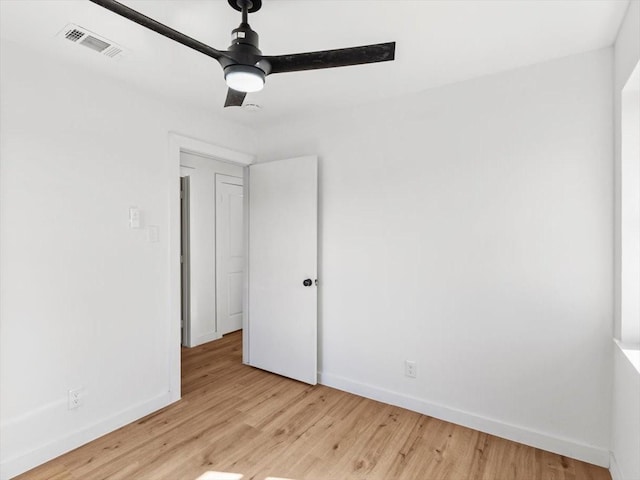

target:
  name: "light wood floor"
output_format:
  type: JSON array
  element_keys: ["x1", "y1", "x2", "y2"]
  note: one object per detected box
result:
[{"x1": 17, "y1": 331, "x2": 610, "y2": 480}]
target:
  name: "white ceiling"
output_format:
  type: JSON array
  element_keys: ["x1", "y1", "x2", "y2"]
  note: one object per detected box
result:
[{"x1": 0, "y1": 0, "x2": 630, "y2": 127}]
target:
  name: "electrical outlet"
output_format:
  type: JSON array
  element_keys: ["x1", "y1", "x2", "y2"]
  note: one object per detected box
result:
[
  {"x1": 405, "y1": 360, "x2": 417, "y2": 378},
  {"x1": 68, "y1": 388, "x2": 83, "y2": 410}
]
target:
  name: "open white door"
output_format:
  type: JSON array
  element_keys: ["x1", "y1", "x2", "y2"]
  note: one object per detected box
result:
[{"x1": 247, "y1": 156, "x2": 318, "y2": 385}]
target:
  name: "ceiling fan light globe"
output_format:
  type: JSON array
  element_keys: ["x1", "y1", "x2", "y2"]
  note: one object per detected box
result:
[{"x1": 224, "y1": 65, "x2": 265, "y2": 93}]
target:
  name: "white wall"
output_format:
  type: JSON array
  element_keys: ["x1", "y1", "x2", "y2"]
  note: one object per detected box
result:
[
  {"x1": 257, "y1": 48, "x2": 614, "y2": 466},
  {"x1": 611, "y1": 2, "x2": 640, "y2": 479},
  {"x1": 180, "y1": 152, "x2": 243, "y2": 347},
  {"x1": 0, "y1": 40, "x2": 255, "y2": 479}
]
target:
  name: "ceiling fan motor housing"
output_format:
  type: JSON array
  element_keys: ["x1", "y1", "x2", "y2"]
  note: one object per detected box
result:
[
  {"x1": 224, "y1": 22, "x2": 267, "y2": 92},
  {"x1": 225, "y1": 23, "x2": 269, "y2": 76},
  {"x1": 230, "y1": 24, "x2": 259, "y2": 52}
]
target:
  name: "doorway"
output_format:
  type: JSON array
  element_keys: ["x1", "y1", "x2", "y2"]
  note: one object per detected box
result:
[
  {"x1": 168, "y1": 134, "x2": 254, "y2": 401},
  {"x1": 169, "y1": 134, "x2": 319, "y2": 402},
  {"x1": 179, "y1": 151, "x2": 244, "y2": 348}
]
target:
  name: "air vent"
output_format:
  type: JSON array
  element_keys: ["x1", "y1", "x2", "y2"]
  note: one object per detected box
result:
[
  {"x1": 57, "y1": 24, "x2": 126, "y2": 60},
  {"x1": 65, "y1": 29, "x2": 84, "y2": 42}
]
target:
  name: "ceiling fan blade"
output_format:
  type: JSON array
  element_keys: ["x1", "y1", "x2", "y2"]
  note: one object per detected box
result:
[
  {"x1": 263, "y1": 42, "x2": 395, "y2": 75},
  {"x1": 88, "y1": 0, "x2": 231, "y2": 62},
  {"x1": 224, "y1": 88, "x2": 247, "y2": 107}
]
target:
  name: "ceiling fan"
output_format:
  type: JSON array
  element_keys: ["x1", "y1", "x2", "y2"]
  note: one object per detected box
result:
[{"x1": 88, "y1": 0, "x2": 396, "y2": 107}]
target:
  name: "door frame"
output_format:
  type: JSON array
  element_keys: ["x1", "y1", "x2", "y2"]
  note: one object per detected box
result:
[{"x1": 168, "y1": 132, "x2": 254, "y2": 402}]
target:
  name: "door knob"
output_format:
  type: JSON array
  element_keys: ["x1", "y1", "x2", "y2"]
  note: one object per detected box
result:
[{"x1": 303, "y1": 278, "x2": 313, "y2": 287}]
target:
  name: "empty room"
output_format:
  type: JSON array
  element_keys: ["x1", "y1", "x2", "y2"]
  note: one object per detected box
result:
[{"x1": 1, "y1": 1, "x2": 639, "y2": 479}]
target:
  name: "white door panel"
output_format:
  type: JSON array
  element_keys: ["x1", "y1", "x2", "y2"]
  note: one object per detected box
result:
[
  {"x1": 216, "y1": 175, "x2": 244, "y2": 335},
  {"x1": 248, "y1": 156, "x2": 318, "y2": 385}
]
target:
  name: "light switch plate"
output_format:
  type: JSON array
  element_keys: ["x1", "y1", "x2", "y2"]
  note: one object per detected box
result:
[{"x1": 129, "y1": 207, "x2": 141, "y2": 229}]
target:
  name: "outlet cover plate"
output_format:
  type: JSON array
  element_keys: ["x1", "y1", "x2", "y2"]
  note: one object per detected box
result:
[
  {"x1": 68, "y1": 388, "x2": 83, "y2": 409},
  {"x1": 405, "y1": 360, "x2": 417, "y2": 378}
]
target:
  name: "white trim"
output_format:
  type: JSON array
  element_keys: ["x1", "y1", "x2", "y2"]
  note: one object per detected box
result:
[
  {"x1": 614, "y1": 338, "x2": 640, "y2": 373},
  {"x1": 193, "y1": 331, "x2": 223, "y2": 347},
  {"x1": 610, "y1": 452, "x2": 624, "y2": 480},
  {"x1": 169, "y1": 132, "x2": 254, "y2": 167},
  {"x1": 167, "y1": 132, "x2": 255, "y2": 393},
  {"x1": 242, "y1": 167, "x2": 250, "y2": 364},
  {"x1": 0, "y1": 392, "x2": 172, "y2": 480},
  {"x1": 167, "y1": 133, "x2": 183, "y2": 402},
  {"x1": 318, "y1": 372, "x2": 610, "y2": 468}
]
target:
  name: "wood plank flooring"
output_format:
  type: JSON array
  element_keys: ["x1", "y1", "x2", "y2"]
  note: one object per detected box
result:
[{"x1": 16, "y1": 331, "x2": 611, "y2": 480}]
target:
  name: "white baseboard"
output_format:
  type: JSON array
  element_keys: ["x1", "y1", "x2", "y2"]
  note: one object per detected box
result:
[
  {"x1": 609, "y1": 452, "x2": 624, "y2": 480},
  {"x1": 318, "y1": 372, "x2": 609, "y2": 468},
  {"x1": 0, "y1": 391, "x2": 176, "y2": 480},
  {"x1": 191, "y1": 331, "x2": 221, "y2": 347}
]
